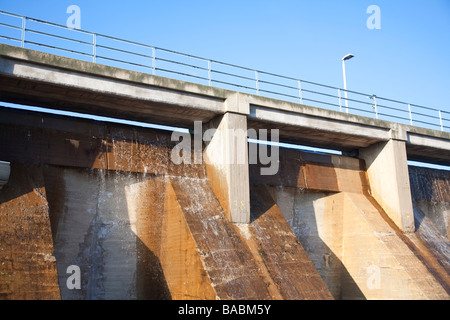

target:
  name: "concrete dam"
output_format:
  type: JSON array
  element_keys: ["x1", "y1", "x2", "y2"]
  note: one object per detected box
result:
[{"x1": 0, "y1": 43, "x2": 449, "y2": 300}]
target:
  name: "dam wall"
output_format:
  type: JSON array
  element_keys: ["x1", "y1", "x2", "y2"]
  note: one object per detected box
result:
[
  {"x1": 0, "y1": 106, "x2": 449, "y2": 300},
  {"x1": 0, "y1": 107, "x2": 333, "y2": 300}
]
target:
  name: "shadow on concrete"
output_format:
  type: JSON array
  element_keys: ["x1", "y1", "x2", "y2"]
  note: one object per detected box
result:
[
  {"x1": 0, "y1": 107, "x2": 176, "y2": 299},
  {"x1": 42, "y1": 162, "x2": 171, "y2": 299},
  {"x1": 0, "y1": 162, "x2": 44, "y2": 204},
  {"x1": 249, "y1": 183, "x2": 365, "y2": 299}
]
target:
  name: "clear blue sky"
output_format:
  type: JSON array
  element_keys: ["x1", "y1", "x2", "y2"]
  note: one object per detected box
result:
[{"x1": 2, "y1": 0, "x2": 449, "y2": 112}]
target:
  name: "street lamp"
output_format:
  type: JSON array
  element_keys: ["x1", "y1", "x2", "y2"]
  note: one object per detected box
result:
[{"x1": 342, "y1": 54, "x2": 354, "y2": 113}]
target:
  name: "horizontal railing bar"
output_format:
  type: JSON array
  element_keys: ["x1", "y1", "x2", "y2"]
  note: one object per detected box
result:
[
  {"x1": 209, "y1": 58, "x2": 261, "y2": 73},
  {"x1": 25, "y1": 41, "x2": 92, "y2": 56},
  {"x1": 156, "y1": 47, "x2": 211, "y2": 63},
  {"x1": 341, "y1": 96, "x2": 376, "y2": 106},
  {"x1": 27, "y1": 18, "x2": 92, "y2": 35},
  {"x1": 211, "y1": 69, "x2": 257, "y2": 82},
  {"x1": 211, "y1": 79, "x2": 257, "y2": 91},
  {"x1": 258, "y1": 79, "x2": 298, "y2": 91},
  {"x1": 346, "y1": 105, "x2": 375, "y2": 114},
  {"x1": 0, "y1": 21, "x2": 22, "y2": 30},
  {"x1": 0, "y1": 10, "x2": 25, "y2": 20},
  {"x1": 156, "y1": 57, "x2": 209, "y2": 71},
  {"x1": 302, "y1": 97, "x2": 342, "y2": 109},
  {"x1": 377, "y1": 112, "x2": 410, "y2": 121},
  {"x1": 411, "y1": 118, "x2": 442, "y2": 128},
  {"x1": 0, "y1": 34, "x2": 20, "y2": 42},
  {"x1": 303, "y1": 88, "x2": 363, "y2": 102},
  {"x1": 258, "y1": 88, "x2": 300, "y2": 100},
  {"x1": 26, "y1": 28, "x2": 92, "y2": 45},
  {"x1": 156, "y1": 67, "x2": 210, "y2": 82},
  {"x1": 376, "y1": 96, "x2": 446, "y2": 113},
  {"x1": 260, "y1": 72, "x2": 343, "y2": 92},
  {"x1": 257, "y1": 71, "x2": 378, "y2": 98},
  {"x1": 96, "y1": 33, "x2": 155, "y2": 50},
  {"x1": 376, "y1": 96, "x2": 412, "y2": 105},
  {"x1": 376, "y1": 103, "x2": 409, "y2": 113},
  {"x1": 408, "y1": 102, "x2": 443, "y2": 113},
  {"x1": 410, "y1": 110, "x2": 441, "y2": 119},
  {"x1": 26, "y1": 17, "x2": 93, "y2": 35},
  {"x1": 96, "y1": 55, "x2": 153, "y2": 69},
  {"x1": 96, "y1": 44, "x2": 152, "y2": 59}
]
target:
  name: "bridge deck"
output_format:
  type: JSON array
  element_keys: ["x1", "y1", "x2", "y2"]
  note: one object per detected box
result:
[{"x1": 0, "y1": 43, "x2": 449, "y2": 165}]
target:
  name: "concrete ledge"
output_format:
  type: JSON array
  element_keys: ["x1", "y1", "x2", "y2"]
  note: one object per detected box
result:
[
  {"x1": 0, "y1": 54, "x2": 224, "y2": 128},
  {"x1": 406, "y1": 132, "x2": 450, "y2": 165},
  {"x1": 0, "y1": 43, "x2": 233, "y2": 100},
  {"x1": 248, "y1": 105, "x2": 391, "y2": 151}
]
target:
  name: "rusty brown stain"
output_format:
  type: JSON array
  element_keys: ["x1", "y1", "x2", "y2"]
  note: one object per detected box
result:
[
  {"x1": 303, "y1": 163, "x2": 339, "y2": 192},
  {"x1": 365, "y1": 194, "x2": 450, "y2": 295},
  {"x1": 169, "y1": 176, "x2": 274, "y2": 300},
  {"x1": 249, "y1": 184, "x2": 334, "y2": 300},
  {"x1": 0, "y1": 163, "x2": 60, "y2": 300},
  {"x1": 159, "y1": 180, "x2": 216, "y2": 300}
]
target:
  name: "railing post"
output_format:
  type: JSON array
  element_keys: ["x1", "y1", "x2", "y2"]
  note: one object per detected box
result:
[
  {"x1": 255, "y1": 71, "x2": 259, "y2": 95},
  {"x1": 152, "y1": 47, "x2": 156, "y2": 75},
  {"x1": 439, "y1": 110, "x2": 443, "y2": 131},
  {"x1": 344, "y1": 89, "x2": 349, "y2": 113},
  {"x1": 408, "y1": 104, "x2": 413, "y2": 125},
  {"x1": 21, "y1": 17, "x2": 26, "y2": 48},
  {"x1": 92, "y1": 33, "x2": 96, "y2": 63},
  {"x1": 208, "y1": 60, "x2": 212, "y2": 86},
  {"x1": 338, "y1": 88, "x2": 342, "y2": 112},
  {"x1": 298, "y1": 80, "x2": 303, "y2": 104},
  {"x1": 370, "y1": 95, "x2": 378, "y2": 119}
]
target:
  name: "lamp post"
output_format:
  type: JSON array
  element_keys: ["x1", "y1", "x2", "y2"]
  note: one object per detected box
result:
[{"x1": 342, "y1": 53, "x2": 354, "y2": 113}]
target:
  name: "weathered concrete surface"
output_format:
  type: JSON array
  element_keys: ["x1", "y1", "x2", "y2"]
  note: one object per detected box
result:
[
  {"x1": 169, "y1": 177, "x2": 333, "y2": 299},
  {"x1": 248, "y1": 184, "x2": 333, "y2": 299},
  {"x1": 408, "y1": 166, "x2": 450, "y2": 278},
  {"x1": 409, "y1": 166, "x2": 450, "y2": 240},
  {"x1": 359, "y1": 139, "x2": 415, "y2": 232},
  {"x1": 45, "y1": 167, "x2": 165, "y2": 299},
  {"x1": 0, "y1": 104, "x2": 448, "y2": 300},
  {"x1": 0, "y1": 107, "x2": 333, "y2": 300},
  {"x1": 0, "y1": 106, "x2": 204, "y2": 178},
  {"x1": 0, "y1": 163, "x2": 60, "y2": 300},
  {"x1": 159, "y1": 180, "x2": 216, "y2": 300},
  {"x1": 251, "y1": 147, "x2": 450, "y2": 300},
  {"x1": 204, "y1": 112, "x2": 250, "y2": 223},
  {"x1": 249, "y1": 147, "x2": 369, "y2": 194},
  {"x1": 343, "y1": 193, "x2": 448, "y2": 299}
]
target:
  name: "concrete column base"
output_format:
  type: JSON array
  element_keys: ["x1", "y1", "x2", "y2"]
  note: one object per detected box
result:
[
  {"x1": 203, "y1": 112, "x2": 250, "y2": 223},
  {"x1": 359, "y1": 139, "x2": 415, "y2": 232}
]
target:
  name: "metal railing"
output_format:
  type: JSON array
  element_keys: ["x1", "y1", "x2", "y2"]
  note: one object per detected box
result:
[{"x1": 0, "y1": 10, "x2": 448, "y2": 132}]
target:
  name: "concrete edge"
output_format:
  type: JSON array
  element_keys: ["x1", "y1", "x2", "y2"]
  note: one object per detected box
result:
[
  {"x1": 0, "y1": 43, "x2": 232, "y2": 101},
  {"x1": 1, "y1": 43, "x2": 448, "y2": 142}
]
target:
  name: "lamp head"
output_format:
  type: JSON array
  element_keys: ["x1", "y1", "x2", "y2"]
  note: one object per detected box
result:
[{"x1": 342, "y1": 54, "x2": 354, "y2": 61}]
